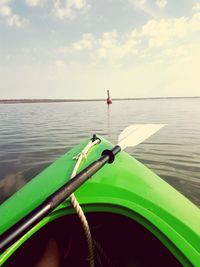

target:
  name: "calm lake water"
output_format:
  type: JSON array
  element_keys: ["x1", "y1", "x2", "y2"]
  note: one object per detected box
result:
[{"x1": 0, "y1": 98, "x2": 200, "y2": 206}]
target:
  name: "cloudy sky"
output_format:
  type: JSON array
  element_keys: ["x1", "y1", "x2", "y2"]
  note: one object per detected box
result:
[{"x1": 0, "y1": 0, "x2": 200, "y2": 99}]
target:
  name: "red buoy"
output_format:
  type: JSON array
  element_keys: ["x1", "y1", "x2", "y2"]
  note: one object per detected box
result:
[{"x1": 107, "y1": 90, "x2": 112, "y2": 104}]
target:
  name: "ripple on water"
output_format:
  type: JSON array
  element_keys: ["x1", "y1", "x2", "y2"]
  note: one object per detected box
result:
[{"x1": 0, "y1": 99, "x2": 200, "y2": 206}]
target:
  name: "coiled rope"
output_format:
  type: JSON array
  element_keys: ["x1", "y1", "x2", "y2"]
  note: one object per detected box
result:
[{"x1": 69, "y1": 138, "x2": 100, "y2": 267}]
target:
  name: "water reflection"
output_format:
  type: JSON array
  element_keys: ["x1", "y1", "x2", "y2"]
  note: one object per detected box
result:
[{"x1": 107, "y1": 104, "x2": 111, "y2": 139}]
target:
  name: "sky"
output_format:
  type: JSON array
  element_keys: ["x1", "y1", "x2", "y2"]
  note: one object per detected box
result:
[{"x1": 0, "y1": 0, "x2": 200, "y2": 99}]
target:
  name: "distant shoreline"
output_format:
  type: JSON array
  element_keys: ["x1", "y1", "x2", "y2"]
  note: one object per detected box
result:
[{"x1": 0, "y1": 96, "x2": 200, "y2": 104}]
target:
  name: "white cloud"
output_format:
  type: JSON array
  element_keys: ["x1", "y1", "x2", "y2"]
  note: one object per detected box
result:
[
  {"x1": 53, "y1": 0, "x2": 89, "y2": 20},
  {"x1": 59, "y1": 30, "x2": 140, "y2": 64},
  {"x1": 58, "y1": 4, "x2": 200, "y2": 71},
  {"x1": 142, "y1": 12, "x2": 200, "y2": 48},
  {"x1": 0, "y1": 0, "x2": 11, "y2": 17},
  {"x1": 0, "y1": 0, "x2": 27, "y2": 27},
  {"x1": 155, "y1": 0, "x2": 168, "y2": 9},
  {"x1": 192, "y1": 2, "x2": 200, "y2": 12},
  {"x1": 72, "y1": 33, "x2": 96, "y2": 50},
  {"x1": 142, "y1": 18, "x2": 185, "y2": 47},
  {"x1": 25, "y1": 0, "x2": 46, "y2": 7},
  {"x1": 7, "y1": 14, "x2": 27, "y2": 27}
]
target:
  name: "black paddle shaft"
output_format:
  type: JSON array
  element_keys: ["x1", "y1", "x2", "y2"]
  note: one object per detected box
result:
[{"x1": 0, "y1": 145, "x2": 121, "y2": 253}]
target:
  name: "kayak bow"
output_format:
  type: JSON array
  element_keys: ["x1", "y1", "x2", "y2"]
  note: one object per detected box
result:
[{"x1": 0, "y1": 127, "x2": 199, "y2": 266}]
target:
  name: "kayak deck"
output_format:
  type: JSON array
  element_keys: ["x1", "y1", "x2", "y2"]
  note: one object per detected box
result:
[{"x1": 0, "y1": 136, "x2": 200, "y2": 266}]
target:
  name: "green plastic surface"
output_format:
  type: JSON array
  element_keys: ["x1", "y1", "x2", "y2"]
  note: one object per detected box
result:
[{"x1": 0, "y1": 137, "x2": 200, "y2": 266}]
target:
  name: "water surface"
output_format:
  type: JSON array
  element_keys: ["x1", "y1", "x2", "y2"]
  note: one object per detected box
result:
[{"x1": 0, "y1": 98, "x2": 200, "y2": 206}]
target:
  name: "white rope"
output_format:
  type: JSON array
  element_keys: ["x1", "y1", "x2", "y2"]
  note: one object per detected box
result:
[{"x1": 70, "y1": 139, "x2": 99, "y2": 267}]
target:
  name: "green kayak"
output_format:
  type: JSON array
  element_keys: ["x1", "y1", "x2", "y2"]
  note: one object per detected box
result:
[{"x1": 0, "y1": 136, "x2": 200, "y2": 266}]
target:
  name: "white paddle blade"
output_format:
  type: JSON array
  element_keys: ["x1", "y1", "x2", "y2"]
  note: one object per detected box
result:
[{"x1": 118, "y1": 124, "x2": 166, "y2": 150}]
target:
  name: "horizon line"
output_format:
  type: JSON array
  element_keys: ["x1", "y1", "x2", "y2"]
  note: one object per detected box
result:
[{"x1": 0, "y1": 96, "x2": 200, "y2": 104}]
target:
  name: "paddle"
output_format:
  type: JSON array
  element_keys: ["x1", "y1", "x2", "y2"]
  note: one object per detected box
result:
[{"x1": 0, "y1": 124, "x2": 165, "y2": 252}]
